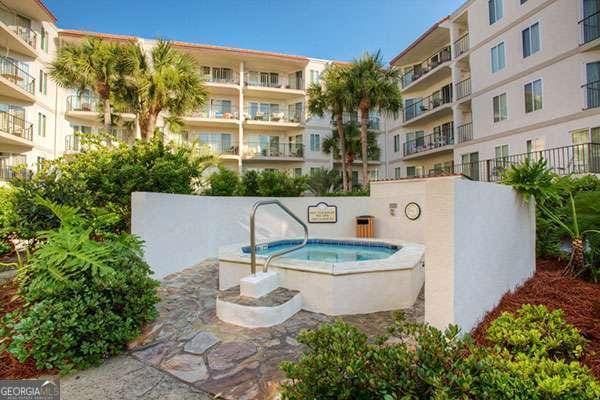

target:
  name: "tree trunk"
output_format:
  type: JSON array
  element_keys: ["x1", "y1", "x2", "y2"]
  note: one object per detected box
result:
[
  {"x1": 347, "y1": 154, "x2": 354, "y2": 191},
  {"x1": 567, "y1": 237, "x2": 585, "y2": 276},
  {"x1": 359, "y1": 107, "x2": 369, "y2": 188},
  {"x1": 140, "y1": 113, "x2": 158, "y2": 142},
  {"x1": 335, "y1": 113, "x2": 348, "y2": 191},
  {"x1": 103, "y1": 98, "x2": 112, "y2": 131}
]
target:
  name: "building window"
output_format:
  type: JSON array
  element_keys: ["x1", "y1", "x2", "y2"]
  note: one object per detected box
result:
[
  {"x1": 352, "y1": 171, "x2": 359, "y2": 186},
  {"x1": 488, "y1": 0, "x2": 503, "y2": 24},
  {"x1": 37, "y1": 113, "x2": 47, "y2": 137},
  {"x1": 36, "y1": 156, "x2": 45, "y2": 170},
  {"x1": 493, "y1": 93, "x2": 508, "y2": 122},
  {"x1": 522, "y1": 22, "x2": 540, "y2": 58},
  {"x1": 39, "y1": 70, "x2": 47, "y2": 95},
  {"x1": 40, "y1": 28, "x2": 49, "y2": 52},
  {"x1": 461, "y1": 152, "x2": 480, "y2": 180},
  {"x1": 393, "y1": 134, "x2": 400, "y2": 152},
  {"x1": 394, "y1": 167, "x2": 402, "y2": 179},
  {"x1": 309, "y1": 69, "x2": 320, "y2": 84},
  {"x1": 310, "y1": 167, "x2": 320, "y2": 175},
  {"x1": 294, "y1": 167, "x2": 302, "y2": 177},
  {"x1": 406, "y1": 166, "x2": 416, "y2": 177},
  {"x1": 309, "y1": 133, "x2": 320, "y2": 151},
  {"x1": 524, "y1": 79, "x2": 542, "y2": 113},
  {"x1": 491, "y1": 42, "x2": 505, "y2": 73},
  {"x1": 521, "y1": 0, "x2": 528, "y2": 3}
]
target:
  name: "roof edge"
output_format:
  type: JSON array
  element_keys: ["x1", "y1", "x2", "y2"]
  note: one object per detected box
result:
[{"x1": 389, "y1": 16, "x2": 449, "y2": 66}]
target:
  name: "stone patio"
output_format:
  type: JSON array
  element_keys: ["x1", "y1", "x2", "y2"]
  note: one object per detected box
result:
[{"x1": 62, "y1": 259, "x2": 424, "y2": 400}]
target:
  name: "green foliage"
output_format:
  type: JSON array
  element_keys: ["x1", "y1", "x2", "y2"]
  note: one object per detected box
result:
[
  {"x1": 486, "y1": 305, "x2": 585, "y2": 361},
  {"x1": 5, "y1": 136, "x2": 214, "y2": 239},
  {"x1": 1, "y1": 200, "x2": 159, "y2": 373},
  {"x1": 306, "y1": 169, "x2": 341, "y2": 196},
  {"x1": 323, "y1": 121, "x2": 380, "y2": 163},
  {"x1": 0, "y1": 187, "x2": 16, "y2": 254},
  {"x1": 205, "y1": 167, "x2": 240, "y2": 196},
  {"x1": 281, "y1": 305, "x2": 600, "y2": 400},
  {"x1": 256, "y1": 170, "x2": 307, "y2": 197},
  {"x1": 500, "y1": 158, "x2": 558, "y2": 204},
  {"x1": 240, "y1": 170, "x2": 260, "y2": 196}
]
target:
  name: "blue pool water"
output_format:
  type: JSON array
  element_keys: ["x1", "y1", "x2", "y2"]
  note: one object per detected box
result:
[{"x1": 242, "y1": 239, "x2": 399, "y2": 263}]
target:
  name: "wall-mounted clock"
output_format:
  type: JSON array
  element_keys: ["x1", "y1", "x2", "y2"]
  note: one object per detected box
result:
[{"x1": 404, "y1": 202, "x2": 422, "y2": 220}]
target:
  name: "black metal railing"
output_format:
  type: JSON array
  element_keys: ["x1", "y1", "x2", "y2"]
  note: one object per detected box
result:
[
  {"x1": 401, "y1": 46, "x2": 451, "y2": 88},
  {"x1": 66, "y1": 95, "x2": 100, "y2": 112},
  {"x1": 0, "y1": 56, "x2": 35, "y2": 94},
  {"x1": 451, "y1": 143, "x2": 600, "y2": 182},
  {"x1": 579, "y1": 11, "x2": 600, "y2": 44},
  {"x1": 455, "y1": 77, "x2": 471, "y2": 100},
  {"x1": 584, "y1": 80, "x2": 600, "y2": 109},
  {"x1": 0, "y1": 111, "x2": 33, "y2": 141},
  {"x1": 0, "y1": 7, "x2": 37, "y2": 48},
  {"x1": 243, "y1": 142, "x2": 304, "y2": 158},
  {"x1": 197, "y1": 140, "x2": 239, "y2": 155},
  {"x1": 404, "y1": 85, "x2": 453, "y2": 122},
  {"x1": 403, "y1": 128, "x2": 454, "y2": 156},
  {"x1": 454, "y1": 33, "x2": 469, "y2": 58},
  {"x1": 456, "y1": 122, "x2": 473, "y2": 144},
  {"x1": 332, "y1": 112, "x2": 381, "y2": 130},
  {"x1": 0, "y1": 165, "x2": 31, "y2": 181}
]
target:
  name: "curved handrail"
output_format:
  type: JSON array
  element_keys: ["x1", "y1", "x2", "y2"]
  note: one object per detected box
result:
[{"x1": 250, "y1": 199, "x2": 308, "y2": 274}]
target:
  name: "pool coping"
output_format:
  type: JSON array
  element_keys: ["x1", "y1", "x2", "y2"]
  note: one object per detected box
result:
[{"x1": 218, "y1": 237, "x2": 425, "y2": 276}]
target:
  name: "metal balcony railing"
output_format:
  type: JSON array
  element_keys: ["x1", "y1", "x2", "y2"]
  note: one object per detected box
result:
[
  {"x1": 583, "y1": 80, "x2": 600, "y2": 109},
  {"x1": 202, "y1": 71, "x2": 240, "y2": 85},
  {"x1": 449, "y1": 143, "x2": 600, "y2": 182},
  {"x1": 189, "y1": 105, "x2": 239, "y2": 120},
  {"x1": 244, "y1": 73, "x2": 304, "y2": 90},
  {"x1": 579, "y1": 11, "x2": 600, "y2": 44},
  {"x1": 198, "y1": 140, "x2": 239, "y2": 155},
  {"x1": 332, "y1": 112, "x2": 381, "y2": 130},
  {"x1": 65, "y1": 135, "x2": 80, "y2": 152},
  {"x1": 0, "y1": 7, "x2": 37, "y2": 48},
  {"x1": 403, "y1": 128, "x2": 454, "y2": 156},
  {"x1": 455, "y1": 77, "x2": 471, "y2": 100},
  {"x1": 454, "y1": 33, "x2": 469, "y2": 58},
  {"x1": 0, "y1": 56, "x2": 35, "y2": 94},
  {"x1": 66, "y1": 95, "x2": 100, "y2": 112},
  {"x1": 400, "y1": 46, "x2": 451, "y2": 88},
  {"x1": 243, "y1": 142, "x2": 304, "y2": 158},
  {"x1": 456, "y1": 122, "x2": 473, "y2": 144},
  {"x1": 244, "y1": 105, "x2": 304, "y2": 123},
  {"x1": 0, "y1": 111, "x2": 33, "y2": 141},
  {"x1": 404, "y1": 85, "x2": 453, "y2": 122},
  {"x1": 0, "y1": 165, "x2": 31, "y2": 181}
]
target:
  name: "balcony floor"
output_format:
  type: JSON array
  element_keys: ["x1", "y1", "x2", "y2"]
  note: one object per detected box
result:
[
  {"x1": 0, "y1": 23, "x2": 37, "y2": 58},
  {"x1": 243, "y1": 119, "x2": 303, "y2": 131},
  {"x1": 402, "y1": 63, "x2": 451, "y2": 94},
  {"x1": 403, "y1": 104, "x2": 452, "y2": 128},
  {"x1": 0, "y1": 76, "x2": 35, "y2": 103},
  {"x1": 182, "y1": 116, "x2": 240, "y2": 129},
  {"x1": 403, "y1": 145, "x2": 453, "y2": 161},
  {"x1": 0, "y1": 131, "x2": 33, "y2": 149},
  {"x1": 244, "y1": 86, "x2": 305, "y2": 100}
]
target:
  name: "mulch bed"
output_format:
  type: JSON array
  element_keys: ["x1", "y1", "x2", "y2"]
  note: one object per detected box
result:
[
  {"x1": 0, "y1": 279, "x2": 56, "y2": 379},
  {"x1": 471, "y1": 258, "x2": 600, "y2": 380}
]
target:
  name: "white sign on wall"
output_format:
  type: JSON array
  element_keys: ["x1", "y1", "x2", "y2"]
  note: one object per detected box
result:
[{"x1": 307, "y1": 202, "x2": 337, "y2": 223}]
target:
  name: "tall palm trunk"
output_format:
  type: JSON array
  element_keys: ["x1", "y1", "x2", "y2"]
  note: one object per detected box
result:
[
  {"x1": 335, "y1": 113, "x2": 348, "y2": 191},
  {"x1": 346, "y1": 154, "x2": 354, "y2": 191},
  {"x1": 140, "y1": 113, "x2": 158, "y2": 142},
  {"x1": 102, "y1": 98, "x2": 112, "y2": 131},
  {"x1": 359, "y1": 106, "x2": 370, "y2": 187},
  {"x1": 567, "y1": 237, "x2": 585, "y2": 276}
]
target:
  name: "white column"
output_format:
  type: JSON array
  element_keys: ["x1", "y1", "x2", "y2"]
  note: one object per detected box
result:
[{"x1": 238, "y1": 61, "x2": 244, "y2": 174}]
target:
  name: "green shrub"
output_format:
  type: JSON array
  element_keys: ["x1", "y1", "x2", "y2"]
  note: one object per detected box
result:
[
  {"x1": 256, "y1": 170, "x2": 307, "y2": 197},
  {"x1": 240, "y1": 170, "x2": 260, "y2": 196},
  {"x1": 205, "y1": 166, "x2": 241, "y2": 196},
  {"x1": 6, "y1": 135, "x2": 214, "y2": 239},
  {"x1": 1, "y1": 199, "x2": 159, "y2": 373},
  {"x1": 486, "y1": 304, "x2": 585, "y2": 361}
]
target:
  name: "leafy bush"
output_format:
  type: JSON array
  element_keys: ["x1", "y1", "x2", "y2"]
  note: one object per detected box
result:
[
  {"x1": 205, "y1": 166, "x2": 240, "y2": 196},
  {"x1": 486, "y1": 305, "x2": 585, "y2": 361},
  {"x1": 0, "y1": 199, "x2": 159, "y2": 373},
  {"x1": 306, "y1": 169, "x2": 341, "y2": 196},
  {"x1": 240, "y1": 169, "x2": 259, "y2": 196},
  {"x1": 0, "y1": 187, "x2": 16, "y2": 255},
  {"x1": 5, "y1": 135, "x2": 214, "y2": 239},
  {"x1": 205, "y1": 168, "x2": 307, "y2": 197},
  {"x1": 281, "y1": 305, "x2": 600, "y2": 400}
]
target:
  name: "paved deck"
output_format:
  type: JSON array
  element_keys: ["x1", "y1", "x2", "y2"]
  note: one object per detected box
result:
[{"x1": 62, "y1": 260, "x2": 424, "y2": 400}]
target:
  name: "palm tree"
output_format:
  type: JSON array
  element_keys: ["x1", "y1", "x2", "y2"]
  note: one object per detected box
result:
[
  {"x1": 322, "y1": 121, "x2": 380, "y2": 190},
  {"x1": 113, "y1": 40, "x2": 207, "y2": 141},
  {"x1": 307, "y1": 168, "x2": 341, "y2": 196},
  {"x1": 307, "y1": 65, "x2": 352, "y2": 191},
  {"x1": 50, "y1": 38, "x2": 122, "y2": 130},
  {"x1": 347, "y1": 50, "x2": 402, "y2": 186}
]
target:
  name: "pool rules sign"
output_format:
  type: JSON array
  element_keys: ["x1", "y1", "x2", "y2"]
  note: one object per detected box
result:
[{"x1": 307, "y1": 202, "x2": 337, "y2": 223}]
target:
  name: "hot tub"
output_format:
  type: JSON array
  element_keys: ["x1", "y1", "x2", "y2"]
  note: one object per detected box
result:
[{"x1": 218, "y1": 237, "x2": 425, "y2": 315}]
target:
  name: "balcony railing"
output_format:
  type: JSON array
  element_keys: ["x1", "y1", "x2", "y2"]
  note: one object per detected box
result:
[
  {"x1": 456, "y1": 122, "x2": 473, "y2": 144},
  {"x1": 450, "y1": 143, "x2": 600, "y2": 182},
  {"x1": 198, "y1": 140, "x2": 239, "y2": 155},
  {"x1": 404, "y1": 86, "x2": 453, "y2": 122},
  {"x1": 0, "y1": 165, "x2": 31, "y2": 181},
  {"x1": 0, "y1": 56, "x2": 35, "y2": 94},
  {"x1": 454, "y1": 33, "x2": 469, "y2": 58},
  {"x1": 0, "y1": 7, "x2": 37, "y2": 48},
  {"x1": 400, "y1": 46, "x2": 451, "y2": 88},
  {"x1": 243, "y1": 142, "x2": 304, "y2": 158},
  {"x1": 65, "y1": 135, "x2": 80, "y2": 152},
  {"x1": 403, "y1": 128, "x2": 454, "y2": 157},
  {"x1": 0, "y1": 111, "x2": 33, "y2": 141},
  {"x1": 66, "y1": 95, "x2": 100, "y2": 112},
  {"x1": 455, "y1": 77, "x2": 471, "y2": 100},
  {"x1": 332, "y1": 112, "x2": 381, "y2": 130},
  {"x1": 188, "y1": 105, "x2": 239, "y2": 120},
  {"x1": 583, "y1": 80, "x2": 600, "y2": 109},
  {"x1": 244, "y1": 73, "x2": 304, "y2": 90},
  {"x1": 203, "y1": 71, "x2": 239, "y2": 85},
  {"x1": 244, "y1": 106, "x2": 304, "y2": 123},
  {"x1": 579, "y1": 11, "x2": 600, "y2": 44}
]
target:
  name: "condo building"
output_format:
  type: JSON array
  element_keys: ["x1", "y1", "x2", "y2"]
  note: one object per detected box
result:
[{"x1": 386, "y1": 0, "x2": 600, "y2": 181}]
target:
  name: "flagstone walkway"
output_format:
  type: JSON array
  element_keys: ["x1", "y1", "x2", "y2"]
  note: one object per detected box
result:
[{"x1": 61, "y1": 259, "x2": 424, "y2": 400}]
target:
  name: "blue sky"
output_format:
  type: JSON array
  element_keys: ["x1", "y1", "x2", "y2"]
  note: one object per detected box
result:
[{"x1": 45, "y1": 0, "x2": 464, "y2": 63}]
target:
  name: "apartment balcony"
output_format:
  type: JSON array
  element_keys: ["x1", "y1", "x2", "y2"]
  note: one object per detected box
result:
[
  {"x1": 583, "y1": 80, "x2": 600, "y2": 109},
  {"x1": 243, "y1": 106, "x2": 304, "y2": 131},
  {"x1": 65, "y1": 95, "x2": 135, "y2": 122},
  {"x1": 333, "y1": 112, "x2": 381, "y2": 130},
  {"x1": 0, "y1": 110, "x2": 33, "y2": 148},
  {"x1": 400, "y1": 46, "x2": 451, "y2": 92},
  {"x1": 242, "y1": 142, "x2": 304, "y2": 161},
  {"x1": 183, "y1": 105, "x2": 240, "y2": 128},
  {"x1": 453, "y1": 33, "x2": 469, "y2": 58},
  {"x1": 403, "y1": 128, "x2": 454, "y2": 160},
  {"x1": 244, "y1": 73, "x2": 304, "y2": 99},
  {"x1": 403, "y1": 85, "x2": 453, "y2": 127},
  {"x1": 197, "y1": 139, "x2": 239, "y2": 158},
  {"x1": 64, "y1": 134, "x2": 81, "y2": 153},
  {"x1": 202, "y1": 71, "x2": 240, "y2": 95},
  {"x1": 0, "y1": 164, "x2": 31, "y2": 182},
  {"x1": 0, "y1": 6, "x2": 37, "y2": 58},
  {"x1": 455, "y1": 121, "x2": 473, "y2": 144},
  {"x1": 579, "y1": 11, "x2": 600, "y2": 49},
  {"x1": 455, "y1": 77, "x2": 471, "y2": 102},
  {"x1": 451, "y1": 143, "x2": 600, "y2": 182},
  {"x1": 0, "y1": 56, "x2": 35, "y2": 102}
]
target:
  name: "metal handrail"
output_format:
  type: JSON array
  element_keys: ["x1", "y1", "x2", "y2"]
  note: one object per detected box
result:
[{"x1": 249, "y1": 199, "x2": 308, "y2": 274}]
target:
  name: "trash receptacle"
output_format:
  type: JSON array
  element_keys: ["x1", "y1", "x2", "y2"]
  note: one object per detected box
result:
[{"x1": 356, "y1": 215, "x2": 374, "y2": 238}]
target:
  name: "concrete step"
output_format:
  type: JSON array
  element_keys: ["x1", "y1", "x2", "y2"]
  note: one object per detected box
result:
[{"x1": 216, "y1": 286, "x2": 302, "y2": 328}]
